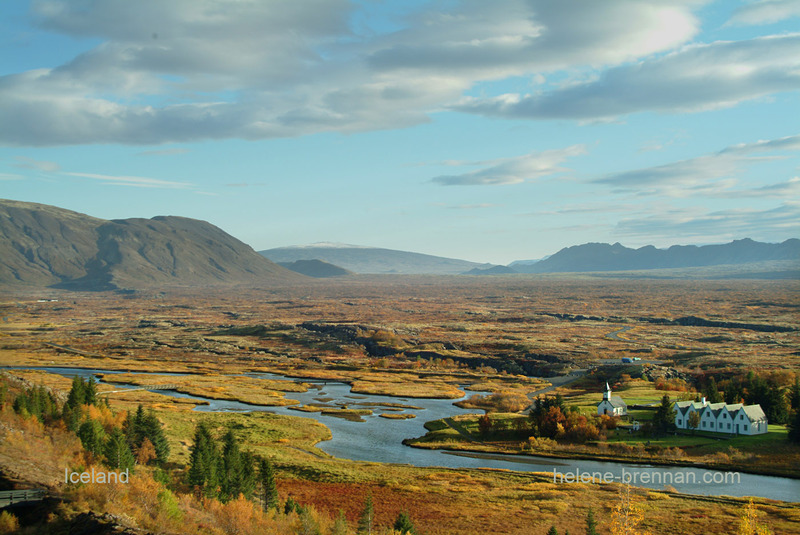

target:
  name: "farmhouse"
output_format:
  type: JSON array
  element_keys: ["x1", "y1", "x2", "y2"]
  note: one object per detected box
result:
[
  {"x1": 673, "y1": 398, "x2": 768, "y2": 435},
  {"x1": 597, "y1": 382, "x2": 627, "y2": 417}
]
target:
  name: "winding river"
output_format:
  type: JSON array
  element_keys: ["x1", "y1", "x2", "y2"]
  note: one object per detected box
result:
[{"x1": 5, "y1": 366, "x2": 799, "y2": 502}]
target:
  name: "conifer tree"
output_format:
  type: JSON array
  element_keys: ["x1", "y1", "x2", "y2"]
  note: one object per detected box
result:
[
  {"x1": 85, "y1": 376, "x2": 98, "y2": 405},
  {"x1": 220, "y1": 429, "x2": 245, "y2": 501},
  {"x1": 259, "y1": 457, "x2": 279, "y2": 511},
  {"x1": 764, "y1": 382, "x2": 788, "y2": 424},
  {"x1": 357, "y1": 493, "x2": 374, "y2": 535},
  {"x1": 788, "y1": 409, "x2": 800, "y2": 444},
  {"x1": 652, "y1": 394, "x2": 676, "y2": 436},
  {"x1": 393, "y1": 511, "x2": 416, "y2": 534},
  {"x1": 66, "y1": 375, "x2": 86, "y2": 408},
  {"x1": 725, "y1": 379, "x2": 744, "y2": 404},
  {"x1": 284, "y1": 496, "x2": 300, "y2": 515},
  {"x1": 240, "y1": 450, "x2": 257, "y2": 499},
  {"x1": 790, "y1": 377, "x2": 800, "y2": 411},
  {"x1": 187, "y1": 422, "x2": 220, "y2": 496},
  {"x1": 331, "y1": 511, "x2": 348, "y2": 535},
  {"x1": 586, "y1": 507, "x2": 598, "y2": 535},
  {"x1": 78, "y1": 419, "x2": 106, "y2": 456},
  {"x1": 547, "y1": 526, "x2": 559, "y2": 535},
  {"x1": 141, "y1": 408, "x2": 170, "y2": 464},
  {"x1": 104, "y1": 427, "x2": 135, "y2": 471},
  {"x1": 704, "y1": 377, "x2": 722, "y2": 403},
  {"x1": 13, "y1": 385, "x2": 58, "y2": 423}
]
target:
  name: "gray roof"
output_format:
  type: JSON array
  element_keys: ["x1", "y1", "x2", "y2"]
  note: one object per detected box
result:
[
  {"x1": 673, "y1": 400, "x2": 766, "y2": 423},
  {"x1": 742, "y1": 405, "x2": 767, "y2": 422},
  {"x1": 608, "y1": 396, "x2": 626, "y2": 408}
]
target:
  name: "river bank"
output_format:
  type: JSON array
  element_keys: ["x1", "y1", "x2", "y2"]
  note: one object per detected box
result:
[
  {"x1": 3, "y1": 365, "x2": 799, "y2": 501},
  {"x1": 404, "y1": 433, "x2": 800, "y2": 480}
]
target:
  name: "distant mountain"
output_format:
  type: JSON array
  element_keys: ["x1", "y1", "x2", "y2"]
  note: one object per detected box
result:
[
  {"x1": 261, "y1": 243, "x2": 492, "y2": 274},
  {"x1": 0, "y1": 199, "x2": 301, "y2": 290},
  {"x1": 278, "y1": 259, "x2": 352, "y2": 278},
  {"x1": 515, "y1": 239, "x2": 800, "y2": 273},
  {"x1": 508, "y1": 255, "x2": 550, "y2": 268},
  {"x1": 462, "y1": 265, "x2": 517, "y2": 275}
]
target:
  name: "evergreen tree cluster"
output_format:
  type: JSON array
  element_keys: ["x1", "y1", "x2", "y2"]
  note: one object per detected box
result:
[
  {"x1": 66, "y1": 374, "x2": 98, "y2": 407},
  {"x1": 124, "y1": 404, "x2": 170, "y2": 465},
  {"x1": 716, "y1": 372, "x2": 790, "y2": 424},
  {"x1": 788, "y1": 377, "x2": 800, "y2": 445},
  {"x1": 187, "y1": 422, "x2": 257, "y2": 502},
  {"x1": 12, "y1": 384, "x2": 59, "y2": 423},
  {"x1": 651, "y1": 394, "x2": 677, "y2": 436},
  {"x1": 62, "y1": 375, "x2": 101, "y2": 432}
]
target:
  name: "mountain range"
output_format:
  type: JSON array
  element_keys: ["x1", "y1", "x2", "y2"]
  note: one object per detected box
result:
[
  {"x1": 2, "y1": 199, "x2": 797, "y2": 288},
  {"x1": 260, "y1": 243, "x2": 492, "y2": 275},
  {"x1": 512, "y1": 239, "x2": 799, "y2": 274},
  {"x1": 0, "y1": 199, "x2": 300, "y2": 290}
]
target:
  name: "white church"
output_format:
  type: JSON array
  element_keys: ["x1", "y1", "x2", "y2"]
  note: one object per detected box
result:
[
  {"x1": 597, "y1": 383, "x2": 627, "y2": 417},
  {"x1": 673, "y1": 398, "x2": 768, "y2": 435}
]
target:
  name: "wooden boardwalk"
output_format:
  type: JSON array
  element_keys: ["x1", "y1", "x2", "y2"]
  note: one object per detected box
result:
[
  {"x1": 0, "y1": 489, "x2": 46, "y2": 508},
  {"x1": 98, "y1": 384, "x2": 180, "y2": 395}
]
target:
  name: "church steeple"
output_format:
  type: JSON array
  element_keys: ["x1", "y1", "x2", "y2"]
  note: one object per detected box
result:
[{"x1": 603, "y1": 382, "x2": 611, "y2": 401}]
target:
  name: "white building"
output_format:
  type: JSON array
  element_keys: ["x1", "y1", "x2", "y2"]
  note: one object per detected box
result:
[
  {"x1": 673, "y1": 398, "x2": 768, "y2": 435},
  {"x1": 597, "y1": 382, "x2": 627, "y2": 417}
]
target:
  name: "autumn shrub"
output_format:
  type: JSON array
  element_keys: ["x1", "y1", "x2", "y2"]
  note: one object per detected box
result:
[
  {"x1": 710, "y1": 451, "x2": 730, "y2": 464},
  {"x1": 527, "y1": 436, "x2": 558, "y2": 451},
  {"x1": 563, "y1": 422, "x2": 601, "y2": 443},
  {"x1": 655, "y1": 377, "x2": 691, "y2": 392},
  {"x1": 0, "y1": 511, "x2": 19, "y2": 534},
  {"x1": 660, "y1": 447, "x2": 686, "y2": 460},
  {"x1": 158, "y1": 488, "x2": 183, "y2": 522},
  {"x1": 599, "y1": 414, "x2": 618, "y2": 430}
]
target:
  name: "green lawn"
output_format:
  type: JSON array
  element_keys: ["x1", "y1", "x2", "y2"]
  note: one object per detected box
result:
[{"x1": 601, "y1": 425, "x2": 789, "y2": 455}]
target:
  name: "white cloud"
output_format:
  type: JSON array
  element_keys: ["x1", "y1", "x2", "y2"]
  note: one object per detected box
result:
[
  {"x1": 594, "y1": 134, "x2": 800, "y2": 196},
  {"x1": 615, "y1": 202, "x2": 800, "y2": 242},
  {"x1": 0, "y1": 173, "x2": 24, "y2": 181},
  {"x1": 728, "y1": 0, "x2": 800, "y2": 26},
  {"x1": 0, "y1": 0, "x2": 709, "y2": 146},
  {"x1": 367, "y1": 0, "x2": 701, "y2": 76},
  {"x1": 431, "y1": 145, "x2": 586, "y2": 186},
  {"x1": 65, "y1": 172, "x2": 193, "y2": 189},
  {"x1": 455, "y1": 34, "x2": 800, "y2": 121}
]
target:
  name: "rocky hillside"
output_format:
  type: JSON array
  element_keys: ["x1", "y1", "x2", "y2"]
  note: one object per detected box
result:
[{"x1": 0, "y1": 199, "x2": 301, "y2": 290}]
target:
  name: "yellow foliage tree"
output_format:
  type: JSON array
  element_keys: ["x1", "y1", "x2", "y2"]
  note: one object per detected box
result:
[
  {"x1": 0, "y1": 511, "x2": 19, "y2": 534},
  {"x1": 610, "y1": 485, "x2": 650, "y2": 535},
  {"x1": 737, "y1": 500, "x2": 773, "y2": 535},
  {"x1": 137, "y1": 437, "x2": 157, "y2": 465}
]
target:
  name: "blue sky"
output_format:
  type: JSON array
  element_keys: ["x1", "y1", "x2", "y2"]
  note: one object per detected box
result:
[{"x1": 1, "y1": 0, "x2": 799, "y2": 264}]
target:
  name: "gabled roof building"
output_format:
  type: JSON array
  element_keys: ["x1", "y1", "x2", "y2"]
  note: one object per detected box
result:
[
  {"x1": 597, "y1": 382, "x2": 627, "y2": 417},
  {"x1": 674, "y1": 398, "x2": 767, "y2": 435}
]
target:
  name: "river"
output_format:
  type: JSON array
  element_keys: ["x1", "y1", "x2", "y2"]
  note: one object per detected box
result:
[{"x1": 4, "y1": 366, "x2": 799, "y2": 502}]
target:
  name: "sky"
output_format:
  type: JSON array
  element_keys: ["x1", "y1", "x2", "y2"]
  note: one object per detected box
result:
[{"x1": 1, "y1": 0, "x2": 799, "y2": 265}]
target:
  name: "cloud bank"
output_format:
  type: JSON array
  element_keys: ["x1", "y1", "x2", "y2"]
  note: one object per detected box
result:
[{"x1": 5, "y1": 0, "x2": 776, "y2": 146}]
